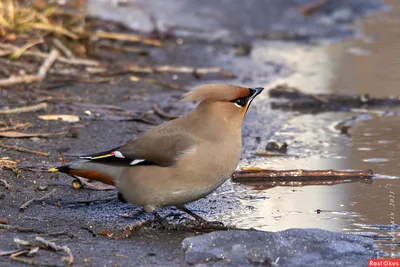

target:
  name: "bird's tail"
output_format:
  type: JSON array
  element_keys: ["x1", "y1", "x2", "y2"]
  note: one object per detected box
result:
[{"x1": 48, "y1": 162, "x2": 116, "y2": 185}]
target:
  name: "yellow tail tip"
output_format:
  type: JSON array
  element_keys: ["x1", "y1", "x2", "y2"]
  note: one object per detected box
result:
[
  {"x1": 91, "y1": 153, "x2": 113, "y2": 159},
  {"x1": 48, "y1": 167, "x2": 59, "y2": 172}
]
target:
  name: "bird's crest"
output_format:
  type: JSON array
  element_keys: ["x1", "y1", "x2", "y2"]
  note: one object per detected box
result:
[{"x1": 182, "y1": 84, "x2": 250, "y2": 102}]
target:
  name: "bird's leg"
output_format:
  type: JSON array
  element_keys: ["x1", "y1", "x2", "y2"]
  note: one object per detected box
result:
[
  {"x1": 118, "y1": 207, "x2": 146, "y2": 219},
  {"x1": 176, "y1": 205, "x2": 208, "y2": 223},
  {"x1": 152, "y1": 211, "x2": 176, "y2": 230},
  {"x1": 176, "y1": 205, "x2": 224, "y2": 227},
  {"x1": 117, "y1": 192, "x2": 127, "y2": 203}
]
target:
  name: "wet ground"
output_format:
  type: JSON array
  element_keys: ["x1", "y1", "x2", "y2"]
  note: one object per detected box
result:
[
  {"x1": 232, "y1": 0, "x2": 400, "y2": 257},
  {"x1": 1, "y1": 0, "x2": 399, "y2": 266}
]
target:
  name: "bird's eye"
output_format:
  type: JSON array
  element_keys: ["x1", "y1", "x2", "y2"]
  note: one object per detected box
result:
[{"x1": 231, "y1": 97, "x2": 247, "y2": 107}]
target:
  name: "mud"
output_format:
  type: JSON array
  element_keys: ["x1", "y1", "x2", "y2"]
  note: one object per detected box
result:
[{"x1": 1, "y1": 0, "x2": 399, "y2": 266}]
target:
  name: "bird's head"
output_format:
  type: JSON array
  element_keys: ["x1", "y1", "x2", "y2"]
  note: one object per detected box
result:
[{"x1": 182, "y1": 84, "x2": 264, "y2": 125}]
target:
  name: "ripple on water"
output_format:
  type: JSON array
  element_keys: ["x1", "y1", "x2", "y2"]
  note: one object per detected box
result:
[
  {"x1": 357, "y1": 147, "x2": 373, "y2": 151},
  {"x1": 362, "y1": 158, "x2": 388, "y2": 163}
]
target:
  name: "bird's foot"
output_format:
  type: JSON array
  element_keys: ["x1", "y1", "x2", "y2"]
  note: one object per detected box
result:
[
  {"x1": 173, "y1": 206, "x2": 226, "y2": 230},
  {"x1": 175, "y1": 205, "x2": 224, "y2": 227},
  {"x1": 152, "y1": 211, "x2": 177, "y2": 230},
  {"x1": 117, "y1": 208, "x2": 146, "y2": 219}
]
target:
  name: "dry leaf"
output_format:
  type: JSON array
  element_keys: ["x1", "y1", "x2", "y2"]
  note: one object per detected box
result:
[
  {"x1": 39, "y1": 114, "x2": 80, "y2": 122},
  {"x1": 0, "y1": 131, "x2": 65, "y2": 138},
  {"x1": 74, "y1": 177, "x2": 116, "y2": 190},
  {"x1": 129, "y1": 75, "x2": 140, "y2": 82},
  {"x1": 99, "y1": 229, "x2": 132, "y2": 240}
]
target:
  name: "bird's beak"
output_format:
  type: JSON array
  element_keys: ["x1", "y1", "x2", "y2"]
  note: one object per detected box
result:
[
  {"x1": 249, "y1": 87, "x2": 264, "y2": 100},
  {"x1": 243, "y1": 87, "x2": 264, "y2": 114}
]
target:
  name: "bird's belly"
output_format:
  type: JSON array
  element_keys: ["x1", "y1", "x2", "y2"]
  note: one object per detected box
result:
[
  {"x1": 119, "y1": 170, "x2": 233, "y2": 210},
  {"x1": 160, "y1": 175, "x2": 228, "y2": 205},
  {"x1": 117, "y1": 142, "x2": 240, "y2": 208},
  {"x1": 118, "y1": 167, "x2": 231, "y2": 208}
]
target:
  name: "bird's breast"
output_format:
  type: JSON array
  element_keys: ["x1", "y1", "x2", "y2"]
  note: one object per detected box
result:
[{"x1": 177, "y1": 137, "x2": 241, "y2": 184}]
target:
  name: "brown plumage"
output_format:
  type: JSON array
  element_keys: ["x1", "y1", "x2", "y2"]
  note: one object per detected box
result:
[
  {"x1": 49, "y1": 84, "x2": 263, "y2": 224},
  {"x1": 182, "y1": 84, "x2": 251, "y2": 102}
]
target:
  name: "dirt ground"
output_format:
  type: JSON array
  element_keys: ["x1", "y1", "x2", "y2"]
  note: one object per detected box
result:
[{"x1": 1, "y1": 0, "x2": 395, "y2": 266}]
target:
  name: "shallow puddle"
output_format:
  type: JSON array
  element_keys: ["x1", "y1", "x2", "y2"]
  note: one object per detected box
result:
[{"x1": 232, "y1": 0, "x2": 400, "y2": 257}]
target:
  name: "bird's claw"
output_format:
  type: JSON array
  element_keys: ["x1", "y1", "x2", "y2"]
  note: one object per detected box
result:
[{"x1": 159, "y1": 221, "x2": 177, "y2": 230}]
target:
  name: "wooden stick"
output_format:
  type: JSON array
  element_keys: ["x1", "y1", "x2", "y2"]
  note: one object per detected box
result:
[
  {"x1": 51, "y1": 38, "x2": 75, "y2": 59},
  {"x1": 0, "y1": 49, "x2": 59, "y2": 87},
  {"x1": 233, "y1": 169, "x2": 373, "y2": 180},
  {"x1": 0, "y1": 103, "x2": 47, "y2": 115},
  {"x1": 0, "y1": 43, "x2": 99, "y2": 66},
  {"x1": 269, "y1": 84, "x2": 400, "y2": 111},
  {"x1": 34, "y1": 237, "x2": 73, "y2": 265},
  {"x1": 153, "y1": 104, "x2": 178, "y2": 120},
  {"x1": 0, "y1": 179, "x2": 12, "y2": 190},
  {"x1": 19, "y1": 189, "x2": 56, "y2": 211},
  {"x1": 0, "y1": 224, "x2": 47, "y2": 234},
  {"x1": 127, "y1": 64, "x2": 234, "y2": 77},
  {"x1": 9, "y1": 39, "x2": 43, "y2": 59},
  {"x1": 93, "y1": 31, "x2": 162, "y2": 47},
  {"x1": 37, "y1": 49, "x2": 59, "y2": 80},
  {"x1": 0, "y1": 143, "x2": 50, "y2": 157},
  {"x1": 10, "y1": 256, "x2": 52, "y2": 267},
  {"x1": 232, "y1": 169, "x2": 373, "y2": 189},
  {"x1": 0, "y1": 131, "x2": 65, "y2": 138},
  {"x1": 31, "y1": 22, "x2": 78, "y2": 39},
  {"x1": 0, "y1": 122, "x2": 30, "y2": 131}
]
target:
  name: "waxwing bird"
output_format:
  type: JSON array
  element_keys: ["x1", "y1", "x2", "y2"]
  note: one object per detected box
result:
[{"x1": 49, "y1": 84, "x2": 263, "y2": 227}]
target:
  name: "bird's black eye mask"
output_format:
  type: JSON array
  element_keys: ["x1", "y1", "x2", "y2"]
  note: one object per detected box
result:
[
  {"x1": 230, "y1": 87, "x2": 262, "y2": 108},
  {"x1": 230, "y1": 97, "x2": 248, "y2": 107}
]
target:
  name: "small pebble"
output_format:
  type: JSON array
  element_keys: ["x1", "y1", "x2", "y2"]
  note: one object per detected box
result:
[
  {"x1": 265, "y1": 141, "x2": 288, "y2": 153},
  {"x1": 68, "y1": 127, "x2": 79, "y2": 138},
  {"x1": 34, "y1": 185, "x2": 48, "y2": 192}
]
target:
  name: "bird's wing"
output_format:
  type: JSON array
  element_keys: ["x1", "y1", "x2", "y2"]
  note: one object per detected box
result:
[{"x1": 77, "y1": 133, "x2": 197, "y2": 167}]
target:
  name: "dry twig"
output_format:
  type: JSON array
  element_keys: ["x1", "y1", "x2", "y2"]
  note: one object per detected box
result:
[
  {"x1": 19, "y1": 189, "x2": 56, "y2": 211},
  {"x1": 8, "y1": 39, "x2": 43, "y2": 59},
  {"x1": 0, "y1": 131, "x2": 65, "y2": 138},
  {"x1": 0, "y1": 49, "x2": 59, "y2": 87},
  {"x1": 269, "y1": 84, "x2": 400, "y2": 112},
  {"x1": 93, "y1": 31, "x2": 162, "y2": 47},
  {"x1": 10, "y1": 256, "x2": 54, "y2": 267},
  {"x1": 153, "y1": 104, "x2": 178, "y2": 120},
  {"x1": 51, "y1": 38, "x2": 74, "y2": 59},
  {"x1": 0, "y1": 122, "x2": 30, "y2": 132},
  {"x1": 61, "y1": 197, "x2": 116, "y2": 207},
  {"x1": 0, "y1": 179, "x2": 12, "y2": 190},
  {"x1": 0, "y1": 44, "x2": 100, "y2": 66},
  {"x1": 0, "y1": 143, "x2": 50, "y2": 157},
  {"x1": 0, "y1": 224, "x2": 45, "y2": 233},
  {"x1": 233, "y1": 168, "x2": 373, "y2": 179},
  {"x1": 0, "y1": 103, "x2": 47, "y2": 115},
  {"x1": 34, "y1": 237, "x2": 73, "y2": 265},
  {"x1": 232, "y1": 169, "x2": 373, "y2": 188},
  {"x1": 7, "y1": 236, "x2": 73, "y2": 266},
  {"x1": 127, "y1": 64, "x2": 234, "y2": 78}
]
